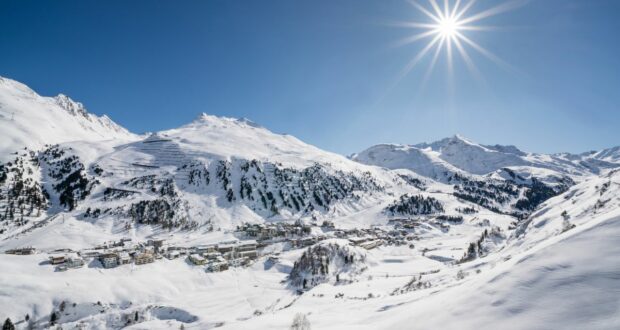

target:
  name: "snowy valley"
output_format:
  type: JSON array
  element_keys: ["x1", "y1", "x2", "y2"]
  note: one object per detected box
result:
[{"x1": 1, "y1": 76, "x2": 619, "y2": 330}]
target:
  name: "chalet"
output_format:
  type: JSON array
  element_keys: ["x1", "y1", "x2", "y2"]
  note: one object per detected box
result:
[
  {"x1": 66, "y1": 257, "x2": 85, "y2": 268},
  {"x1": 49, "y1": 255, "x2": 67, "y2": 265},
  {"x1": 194, "y1": 244, "x2": 217, "y2": 254},
  {"x1": 359, "y1": 240, "x2": 382, "y2": 250},
  {"x1": 79, "y1": 249, "x2": 101, "y2": 258},
  {"x1": 118, "y1": 252, "x2": 132, "y2": 265},
  {"x1": 203, "y1": 252, "x2": 222, "y2": 260},
  {"x1": 259, "y1": 226, "x2": 278, "y2": 240},
  {"x1": 229, "y1": 257, "x2": 248, "y2": 267},
  {"x1": 51, "y1": 248, "x2": 74, "y2": 254},
  {"x1": 244, "y1": 224, "x2": 262, "y2": 237},
  {"x1": 135, "y1": 253, "x2": 154, "y2": 265},
  {"x1": 217, "y1": 242, "x2": 237, "y2": 254},
  {"x1": 237, "y1": 240, "x2": 257, "y2": 252},
  {"x1": 321, "y1": 220, "x2": 335, "y2": 229},
  {"x1": 166, "y1": 250, "x2": 180, "y2": 259},
  {"x1": 238, "y1": 250, "x2": 258, "y2": 259},
  {"x1": 99, "y1": 253, "x2": 118, "y2": 268},
  {"x1": 5, "y1": 247, "x2": 36, "y2": 255},
  {"x1": 189, "y1": 254, "x2": 207, "y2": 265},
  {"x1": 152, "y1": 239, "x2": 166, "y2": 253},
  {"x1": 206, "y1": 257, "x2": 229, "y2": 272},
  {"x1": 168, "y1": 246, "x2": 189, "y2": 255},
  {"x1": 348, "y1": 236, "x2": 369, "y2": 246}
]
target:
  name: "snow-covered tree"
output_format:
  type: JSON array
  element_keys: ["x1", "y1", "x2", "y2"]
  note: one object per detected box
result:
[
  {"x1": 2, "y1": 318, "x2": 15, "y2": 330},
  {"x1": 290, "y1": 313, "x2": 311, "y2": 330}
]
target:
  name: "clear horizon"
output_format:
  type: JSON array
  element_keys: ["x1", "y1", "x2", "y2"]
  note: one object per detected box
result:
[{"x1": 1, "y1": 0, "x2": 618, "y2": 155}]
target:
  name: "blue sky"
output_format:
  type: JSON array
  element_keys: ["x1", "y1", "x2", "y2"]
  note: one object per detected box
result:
[{"x1": 1, "y1": 0, "x2": 618, "y2": 155}]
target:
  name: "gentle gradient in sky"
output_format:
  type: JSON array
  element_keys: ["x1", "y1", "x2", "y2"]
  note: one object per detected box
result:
[{"x1": 1, "y1": 0, "x2": 618, "y2": 155}]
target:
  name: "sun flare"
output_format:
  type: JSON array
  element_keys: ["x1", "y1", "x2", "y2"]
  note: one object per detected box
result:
[
  {"x1": 394, "y1": 0, "x2": 525, "y2": 82},
  {"x1": 437, "y1": 17, "x2": 459, "y2": 37}
]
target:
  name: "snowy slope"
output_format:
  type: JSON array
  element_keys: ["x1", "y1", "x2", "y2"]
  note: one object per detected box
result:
[
  {"x1": 215, "y1": 170, "x2": 620, "y2": 330},
  {"x1": 0, "y1": 76, "x2": 136, "y2": 161},
  {"x1": 348, "y1": 143, "x2": 463, "y2": 182},
  {"x1": 353, "y1": 134, "x2": 620, "y2": 180},
  {"x1": 1, "y1": 169, "x2": 611, "y2": 329},
  {"x1": 162, "y1": 113, "x2": 360, "y2": 169},
  {"x1": 1, "y1": 76, "x2": 619, "y2": 330}
]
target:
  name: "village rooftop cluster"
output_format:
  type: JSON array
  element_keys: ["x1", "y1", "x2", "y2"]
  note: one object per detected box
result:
[{"x1": 2, "y1": 217, "x2": 455, "y2": 273}]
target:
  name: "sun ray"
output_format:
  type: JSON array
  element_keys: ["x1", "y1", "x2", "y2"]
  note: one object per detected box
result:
[
  {"x1": 451, "y1": 0, "x2": 463, "y2": 18},
  {"x1": 458, "y1": 0, "x2": 528, "y2": 26},
  {"x1": 387, "y1": 21, "x2": 440, "y2": 29},
  {"x1": 446, "y1": 35, "x2": 454, "y2": 75},
  {"x1": 456, "y1": 25, "x2": 497, "y2": 31},
  {"x1": 407, "y1": 0, "x2": 442, "y2": 23},
  {"x1": 393, "y1": 0, "x2": 521, "y2": 84},
  {"x1": 399, "y1": 34, "x2": 444, "y2": 78},
  {"x1": 428, "y1": 0, "x2": 445, "y2": 20},
  {"x1": 421, "y1": 36, "x2": 446, "y2": 87},
  {"x1": 454, "y1": 0, "x2": 477, "y2": 21},
  {"x1": 391, "y1": 29, "x2": 438, "y2": 48},
  {"x1": 452, "y1": 36, "x2": 483, "y2": 82},
  {"x1": 454, "y1": 31, "x2": 513, "y2": 70}
]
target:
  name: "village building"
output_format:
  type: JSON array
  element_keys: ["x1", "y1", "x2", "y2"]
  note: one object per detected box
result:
[
  {"x1": 217, "y1": 242, "x2": 237, "y2": 259},
  {"x1": 135, "y1": 253, "x2": 154, "y2": 265},
  {"x1": 151, "y1": 239, "x2": 166, "y2": 253},
  {"x1": 143, "y1": 246, "x2": 155, "y2": 254},
  {"x1": 238, "y1": 250, "x2": 258, "y2": 259},
  {"x1": 166, "y1": 250, "x2": 180, "y2": 259},
  {"x1": 49, "y1": 255, "x2": 67, "y2": 265},
  {"x1": 348, "y1": 236, "x2": 370, "y2": 246},
  {"x1": 243, "y1": 224, "x2": 262, "y2": 237},
  {"x1": 5, "y1": 247, "x2": 36, "y2": 255},
  {"x1": 99, "y1": 253, "x2": 119, "y2": 268},
  {"x1": 321, "y1": 220, "x2": 335, "y2": 229},
  {"x1": 118, "y1": 252, "x2": 132, "y2": 265},
  {"x1": 359, "y1": 240, "x2": 382, "y2": 250},
  {"x1": 206, "y1": 257, "x2": 229, "y2": 272},
  {"x1": 189, "y1": 254, "x2": 207, "y2": 265},
  {"x1": 66, "y1": 256, "x2": 85, "y2": 268},
  {"x1": 79, "y1": 249, "x2": 101, "y2": 258},
  {"x1": 237, "y1": 240, "x2": 257, "y2": 252},
  {"x1": 203, "y1": 252, "x2": 222, "y2": 260},
  {"x1": 194, "y1": 244, "x2": 217, "y2": 254},
  {"x1": 229, "y1": 257, "x2": 248, "y2": 267}
]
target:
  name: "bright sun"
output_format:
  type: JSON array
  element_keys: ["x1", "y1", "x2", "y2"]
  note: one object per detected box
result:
[
  {"x1": 394, "y1": 0, "x2": 524, "y2": 81},
  {"x1": 437, "y1": 17, "x2": 459, "y2": 37}
]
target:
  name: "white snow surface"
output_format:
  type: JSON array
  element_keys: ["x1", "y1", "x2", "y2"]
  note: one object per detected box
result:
[
  {"x1": 1, "y1": 77, "x2": 619, "y2": 329},
  {"x1": 354, "y1": 134, "x2": 620, "y2": 179},
  {"x1": 0, "y1": 76, "x2": 137, "y2": 161}
]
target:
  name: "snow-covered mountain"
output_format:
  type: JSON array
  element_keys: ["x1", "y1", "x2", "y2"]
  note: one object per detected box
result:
[
  {"x1": 352, "y1": 134, "x2": 620, "y2": 180},
  {"x1": 0, "y1": 76, "x2": 136, "y2": 162},
  {"x1": 1, "y1": 76, "x2": 619, "y2": 330}
]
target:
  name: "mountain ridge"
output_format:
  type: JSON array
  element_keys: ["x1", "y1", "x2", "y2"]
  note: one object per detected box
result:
[{"x1": 0, "y1": 76, "x2": 136, "y2": 162}]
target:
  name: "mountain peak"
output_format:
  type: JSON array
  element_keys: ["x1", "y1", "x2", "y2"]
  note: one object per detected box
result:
[
  {"x1": 414, "y1": 134, "x2": 478, "y2": 151},
  {"x1": 0, "y1": 76, "x2": 37, "y2": 97},
  {"x1": 54, "y1": 93, "x2": 89, "y2": 118},
  {"x1": 0, "y1": 76, "x2": 135, "y2": 160},
  {"x1": 189, "y1": 112, "x2": 263, "y2": 129}
]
